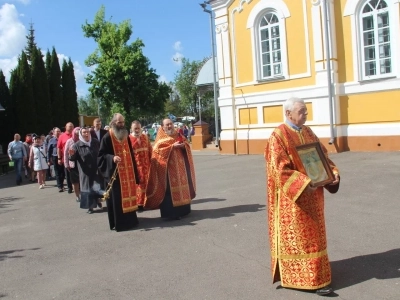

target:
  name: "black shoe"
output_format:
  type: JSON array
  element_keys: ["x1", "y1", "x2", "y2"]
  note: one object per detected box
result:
[
  {"x1": 97, "y1": 202, "x2": 102, "y2": 209},
  {"x1": 59, "y1": 188, "x2": 64, "y2": 192},
  {"x1": 316, "y1": 286, "x2": 333, "y2": 296},
  {"x1": 87, "y1": 209, "x2": 94, "y2": 214},
  {"x1": 68, "y1": 189, "x2": 73, "y2": 194}
]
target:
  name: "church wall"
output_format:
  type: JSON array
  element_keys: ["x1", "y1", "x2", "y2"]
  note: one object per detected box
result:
[{"x1": 212, "y1": 0, "x2": 400, "y2": 154}]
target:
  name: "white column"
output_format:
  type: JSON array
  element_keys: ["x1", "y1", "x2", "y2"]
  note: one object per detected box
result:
[{"x1": 214, "y1": 9, "x2": 235, "y2": 132}]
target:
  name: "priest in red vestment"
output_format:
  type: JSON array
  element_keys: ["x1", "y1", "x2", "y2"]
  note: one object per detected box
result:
[
  {"x1": 98, "y1": 113, "x2": 140, "y2": 232},
  {"x1": 265, "y1": 97, "x2": 340, "y2": 296},
  {"x1": 145, "y1": 118, "x2": 196, "y2": 219},
  {"x1": 129, "y1": 120, "x2": 152, "y2": 211}
]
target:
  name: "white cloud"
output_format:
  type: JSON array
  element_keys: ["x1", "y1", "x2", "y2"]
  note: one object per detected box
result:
[
  {"x1": 171, "y1": 41, "x2": 184, "y2": 66},
  {"x1": 73, "y1": 61, "x2": 85, "y2": 83},
  {"x1": 0, "y1": 55, "x2": 18, "y2": 81},
  {"x1": 0, "y1": 4, "x2": 26, "y2": 57},
  {"x1": 173, "y1": 41, "x2": 183, "y2": 52},
  {"x1": 171, "y1": 52, "x2": 184, "y2": 66},
  {"x1": 57, "y1": 53, "x2": 69, "y2": 66},
  {"x1": 158, "y1": 74, "x2": 168, "y2": 83}
]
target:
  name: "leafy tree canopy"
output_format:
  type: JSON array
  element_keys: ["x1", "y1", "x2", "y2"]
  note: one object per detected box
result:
[
  {"x1": 82, "y1": 5, "x2": 170, "y2": 122},
  {"x1": 173, "y1": 57, "x2": 215, "y2": 121}
]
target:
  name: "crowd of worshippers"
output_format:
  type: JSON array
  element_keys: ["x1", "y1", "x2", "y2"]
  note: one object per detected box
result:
[{"x1": 7, "y1": 115, "x2": 196, "y2": 231}]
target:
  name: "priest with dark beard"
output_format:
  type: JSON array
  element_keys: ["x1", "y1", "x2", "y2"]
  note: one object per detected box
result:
[{"x1": 98, "y1": 113, "x2": 140, "y2": 231}]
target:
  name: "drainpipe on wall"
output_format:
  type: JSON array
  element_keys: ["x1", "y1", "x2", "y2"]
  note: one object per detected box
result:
[{"x1": 323, "y1": 0, "x2": 335, "y2": 145}]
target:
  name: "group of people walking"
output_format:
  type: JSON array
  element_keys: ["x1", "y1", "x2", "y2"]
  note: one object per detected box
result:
[
  {"x1": 8, "y1": 96, "x2": 343, "y2": 296},
  {"x1": 7, "y1": 114, "x2": 197, "y2": 231}
]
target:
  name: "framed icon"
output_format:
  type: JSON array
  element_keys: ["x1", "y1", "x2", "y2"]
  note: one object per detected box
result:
[{"x1": 294, "y1": 142, "x2": 335, "y2": 187}]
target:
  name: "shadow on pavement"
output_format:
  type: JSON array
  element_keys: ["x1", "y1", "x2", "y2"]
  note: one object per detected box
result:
[
  {"x1": 192, "y1": 197, "x2": 227, "y2": 205},
  {"x1": 0, "y1": 248, "x2": 41, "y2": 262},
  {"x1": 331, "y1": 248, "x2": 400, "y2": 290},
  {"x1": 138, "y1": 203, "x2": 265, "y2": 231},
  {"x1": 0, "y1": 196, "x2": 23, "y2": 213}
]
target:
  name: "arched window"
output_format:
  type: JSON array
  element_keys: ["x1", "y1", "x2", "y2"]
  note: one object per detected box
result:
[
  {"x1": 259, "y1": 13, "x2": 282, "y2": 79},
  {"x1": 360, "y1": 0, "x2": 391, "y2": 78}
]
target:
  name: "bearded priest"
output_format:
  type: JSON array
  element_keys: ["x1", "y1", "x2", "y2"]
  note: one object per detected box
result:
[
  {"x1": 145, "y1": 118, "x2": 196, "y2": 220},
  {"x1": 98, "y1": 113, "x2": 140, "y2": 232}
]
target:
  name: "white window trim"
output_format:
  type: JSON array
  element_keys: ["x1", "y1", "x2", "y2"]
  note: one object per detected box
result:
[
  {"x1": 344, "y1": 0, "x2": 400, "y2": 82},
  {"x1": 247, "y1": 0, "x2": 290, "y2": 82}
]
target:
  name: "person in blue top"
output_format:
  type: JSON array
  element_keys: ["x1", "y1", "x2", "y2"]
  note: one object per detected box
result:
[{"x1": 7, "y1": 133, "x2": 27, "y2": 185}]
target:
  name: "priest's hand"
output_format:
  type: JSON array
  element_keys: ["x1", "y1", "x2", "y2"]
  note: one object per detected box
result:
[
  {"x1": 330, "y1": 174, "x2": 340, "y2": 185},
  {"x1": 113, "y1": 155, "x2": 122, "y2": 163},
  {"x1": 306, "y1": 183, "x2": 317, "y2": 193},
  {"x1": 173, "y1": 141, "x2": 184, "y2": 148}
]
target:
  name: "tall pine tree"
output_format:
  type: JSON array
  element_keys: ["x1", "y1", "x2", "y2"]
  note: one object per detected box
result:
[
  {"x1": 24, "y1": 22, "x2": 37, "y2": 63},
  {"x1": 49, "y1": 47, "x2": 64, "y2": 128},
  {"x1": 68, "y1": 58, "x2": 79, "y2": 125},
  {"x1": 45, "y1": 49, "x2": 51, "y2": 85},
  {"x1": 16, "y1": 51, "x2": 36, "y2": 136},
  {"x1": 32, "y1": 46, "x2": 52, "y2": 134},
  {"x1": 9, "y1": 68, "x2": 20, "y2": 132},
  {"x1": 0, "y1": 70, "x2": 13, "y2": 151}
]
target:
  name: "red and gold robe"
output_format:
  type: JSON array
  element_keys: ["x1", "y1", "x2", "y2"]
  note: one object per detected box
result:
[
  {"x1": 129, "y1": 134, "x2": 152, "y2": 206},
  {"x1": 265, "y1": 123, "x2": 339, "y2": 290},
  {"x1": 145, "y1": 129, "x2": 196, "y2": 209}
]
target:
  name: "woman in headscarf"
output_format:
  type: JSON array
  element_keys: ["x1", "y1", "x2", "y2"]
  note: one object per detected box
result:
[
  {"x1": 64, "y1": 127, "x2": 81, "y2": 202},
  {"x1": 28, "y1": 135, "x2": 49, "y2": 189},
  {"x1": 69, "y1": 127, "x2": 103, "y2": 214}
]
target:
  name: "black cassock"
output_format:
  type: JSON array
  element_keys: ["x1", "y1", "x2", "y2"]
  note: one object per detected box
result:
[{"x1": 98, "y1": 132, "x2": 140, "y2": 232}]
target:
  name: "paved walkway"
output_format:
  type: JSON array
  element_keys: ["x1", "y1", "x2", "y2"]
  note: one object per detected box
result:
[{"x1": 0, "y1": 152, "x2": 399, "y2": 299}]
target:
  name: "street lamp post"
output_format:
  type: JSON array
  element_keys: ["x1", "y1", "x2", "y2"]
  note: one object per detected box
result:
[{"x1": 200, "y1": 1, "x2": 219, "y2": 147}]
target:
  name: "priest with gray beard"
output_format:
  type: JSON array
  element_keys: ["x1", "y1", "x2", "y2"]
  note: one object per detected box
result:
[{"x1": 98, "y1": 113, "x2": 140, "y2": 232}]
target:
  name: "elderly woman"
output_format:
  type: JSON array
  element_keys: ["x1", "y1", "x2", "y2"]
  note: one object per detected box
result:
[
  {"x1": 28, "y1": 135, "x2": 49, "y2": 189},
  {"x1": 64, "y1": 127, "x2": 81, "y2": 202},
  {"x1": 69, "y1": 127, "x2": 103, "y2": 214}
]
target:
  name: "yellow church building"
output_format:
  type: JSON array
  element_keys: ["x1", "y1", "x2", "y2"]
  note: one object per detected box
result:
[{"x1": 209, "y1": 0, "x2": 400, "y2": 154}]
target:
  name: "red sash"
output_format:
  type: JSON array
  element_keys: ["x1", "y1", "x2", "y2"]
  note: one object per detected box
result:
[{"x1": 110, "y1": 130, "x2": 137, "y2": 213}]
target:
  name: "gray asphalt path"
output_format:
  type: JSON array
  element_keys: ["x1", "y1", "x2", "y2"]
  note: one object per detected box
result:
[{"x1": 0, "y1": 151, "x2": 399, "y2": 300}]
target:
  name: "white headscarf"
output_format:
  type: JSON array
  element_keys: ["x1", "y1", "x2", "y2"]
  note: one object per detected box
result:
[{"x1": 79, "y1": 128, "x2": 91, "y2": 147}]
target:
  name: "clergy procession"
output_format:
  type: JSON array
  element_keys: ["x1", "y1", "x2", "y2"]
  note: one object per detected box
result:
[
  {"x1": 7, "y1": 113, "x2": 197, "y2": 232},
  {"x1": 6, "y1": 97, "x2": 341, "y2": 297},
  {"x1": 4, "y1": 96, "x2": 400, "y2": 299}
]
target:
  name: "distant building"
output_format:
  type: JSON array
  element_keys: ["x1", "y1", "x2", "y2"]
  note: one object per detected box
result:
[
  {"x1": 210, "y1": 0, "x2": 400, "y2": 154},
  {"x1": 79, "y1": 115, "x2": 99, "y2": 128}
]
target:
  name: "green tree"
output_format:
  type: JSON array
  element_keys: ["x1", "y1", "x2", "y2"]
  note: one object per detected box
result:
[
  {"x1": 82, "y1": 5, "x2": 170, "y2": 121},
  {"x1": 62, "y1": 59, "x2": 79, "y2": 125},
  {"x1": 68, "y1": 59, "x2": 79, "y2": 126},
  {"x1": 31, "y1": 46, "x2": 52, "y2": 134},
  {"x1": 45, "y1": 50, "x2": 51, "y2": 84},
  {"x1": 49, "y1": 47, "x2": 64, "y2": 127},
  {"x1": 164, "y1": 84, "x2": 184, "y2": 117},
  {"x1": 0, "y1": 70, "x2": 13, "y2": 150},
  {"x1": 9, "y1": 68, "x2": 20, "y2": 131},
  {"x1": 174, "y1": 57, "x2": 211, "y2": 119},
  {"x1": 24, "y1": 22, "x2": 37, "y2": 63},
  {"x1": 16, "y1": 51, "x2": 36, "y2": 135},
  {"x1": 78, "y1": 95, "x2": 97, "y2": 116}
]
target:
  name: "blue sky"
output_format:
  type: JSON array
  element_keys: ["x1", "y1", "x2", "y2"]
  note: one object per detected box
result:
[{"x1": 0, "y1": 0, "x2": 214, "y2": 96}]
